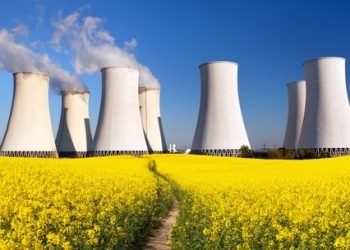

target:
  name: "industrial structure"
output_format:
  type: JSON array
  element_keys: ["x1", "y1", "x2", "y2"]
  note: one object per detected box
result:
[
  {"x1": 56, "y1": 91, "x2": 93, "y2": 157},
  {"x1": 0, "y1": 72, "x2": 58, "y2": 157},
  {"x1": 191, "y1": 61, "x2": 250, "y2": 156},
  {"x1": 93, "y1": 67, "x2": 148, "y2": 155},
  {"x1": 138, "y1": 87, "x2": 167, "y2": 153},
  {"x1": 298, "y1": 57, "x2": 350, "y2": 155},
  {"x1": 283, "y1": 81, "x2": 306, "y2": 149}
]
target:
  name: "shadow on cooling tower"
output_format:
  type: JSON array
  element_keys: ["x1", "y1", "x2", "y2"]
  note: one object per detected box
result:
[
  {"x1": 158, "y1": 117, "x2": 168, "y2": 153},
  {"x1": 56, "y1": 108, "x2": 76, "y2": 157},
  {"x1": 143, "y1": 130, "x2": 153, "y2": 153},
  {"x1": 84, "y1": 118, "x2": 93, "y2": 152}
]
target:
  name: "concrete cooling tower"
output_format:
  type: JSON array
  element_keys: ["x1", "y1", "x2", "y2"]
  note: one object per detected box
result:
[
  {"x1": 191, "y1": 61, "x2": 250, "y2": 156},
  {"x1": 56, "y1": 91, "x2": 93, "y2": 157},
  {"x1": 0, "y1": 72, "x2": 58, "y2": 157},
  {"x1": 298, "y1": 57, "x2": 350, "y2": 155},
  {"x1": 283, "y1": 81, "x2": 306, "y2": 149},
  {"x1": 139, "y1": 87, "x2": 167, "y2": 153},
  {"x1": 93, "y1": 67, "x2": 148, "y2": 156}
]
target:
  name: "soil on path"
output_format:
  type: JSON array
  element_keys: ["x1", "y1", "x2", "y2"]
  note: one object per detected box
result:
[{"x1": 144, "y1": 199, "x2": 179, "y2": 250}]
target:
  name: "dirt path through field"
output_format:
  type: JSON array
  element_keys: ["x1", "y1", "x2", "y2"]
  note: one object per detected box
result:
[{"x1": 144, "y1": 199, "x2": 179, "y2": 250}]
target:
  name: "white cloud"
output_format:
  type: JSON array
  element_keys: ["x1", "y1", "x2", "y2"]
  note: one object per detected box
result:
[
  {"x1": 51, "y1": 12, "x2": 80, "y2": 52},
  {"x1": 0, "y1": 28, "x2": 85, "y2": 93},
  {"x1": 34, "y1": 0, "x2": 45, "y2": 26},
  {"x1": 52, "y1": 10, "x2": 160, "y2": 89},
  {"x1": 11, "y1": 23, "x2": 28, "y2": 37}
]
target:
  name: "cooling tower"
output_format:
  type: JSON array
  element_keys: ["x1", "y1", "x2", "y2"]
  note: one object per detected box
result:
[
  {"x1": 138, "y1": 87, "x2": 167, "y2": 153},
  {"x1": 0, "y1": 72, "x2": 58, "y2": 157},
  {"x1": 191, "y1": 61, "x2": 250, "y2": 156},
  {"x1": 298, "y1": 57, "x2": 350, "y2": 155},
  {"x1": 283, "y1": 81, "x2": 306, "y2": 149},
  {"x1": 93, "y1": 67, "x2": 148, "y2": 156},
  {"x1": 56, "y1": 91, "x2": 93, "y2": 157}
]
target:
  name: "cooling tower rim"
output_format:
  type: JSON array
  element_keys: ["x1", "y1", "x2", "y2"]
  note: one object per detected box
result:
[
  {"x1": 100, "y1": 66, "x2": 138, "y2": 71},
  {"x1": 287, "y1": 80, "x2": 305, "y2": 86},
  {"x1": 138, "y1": 87, "x2": 161, "y2": 92},
  {"x1": 13, "y1": 71, "x2": 49, "y2": 77},
  {"x1": 61, "y1": 90, "x2": 90, "y2": 96},
  {"x1": 199, "y1": 61, "x2": 238, "y2": 68},
  {"x1": 303, "y1": 56, "x2": 346, "y2": 65}
]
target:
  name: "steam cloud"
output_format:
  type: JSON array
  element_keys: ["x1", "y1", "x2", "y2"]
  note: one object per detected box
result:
[
  {"x1": 52, "y1": 11, "x2": 160, "y2": 89},
  {"x1": 0, "y1": 27, "x2": 85, "y2": 93}
]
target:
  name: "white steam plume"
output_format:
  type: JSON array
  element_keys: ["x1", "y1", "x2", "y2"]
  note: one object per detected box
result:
[
  {"x1": 0, "y1": 28, "x2": 85, "y2": 93},
  {"x1": 52, "y1": 12, "x2": 160, "y2": 89},
  {"x1": 124, "y1": 38, "x2": 137, "y2": 51}
]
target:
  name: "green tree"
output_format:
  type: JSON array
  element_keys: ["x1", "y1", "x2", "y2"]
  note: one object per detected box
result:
[{"x1": 239, "y1": 145, "x2": 253, "y2": 158}]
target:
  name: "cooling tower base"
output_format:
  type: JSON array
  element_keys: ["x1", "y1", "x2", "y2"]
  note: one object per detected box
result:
[
  {"x1": 191, "y1": 149, "x2": 240, "y2": 157},
  {"x1": 91, "y1": 150, "x2": 148, "y2": 157},
  {"x1": 148, "y1": 150, "x2": 169, "y2": 154},
  {"x1": 0, "y1": 151, "x2": 58, "y2": 158},
  {"x1": 58, "y1": 151, "x2": 89, "y2": 158},
  {"x1": 297, "y1": 148, "x2": 350, "y2": 157}
]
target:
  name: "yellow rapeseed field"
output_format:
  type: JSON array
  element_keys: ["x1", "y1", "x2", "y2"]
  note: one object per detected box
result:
[
  {"x1": 0, "y1": 156, "x2": 172, "y2": 249},
  {"x1": 152, "y1": 154, "x2": 350, "y2": 249},
  {"x1": 2, "y1": 154, "x2": 350, "y2": 249}
]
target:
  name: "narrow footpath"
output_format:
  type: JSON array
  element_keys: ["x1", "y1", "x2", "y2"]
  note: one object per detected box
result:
[{"x1": 144, "y1": 199, "x2": 179, "y2": 250}]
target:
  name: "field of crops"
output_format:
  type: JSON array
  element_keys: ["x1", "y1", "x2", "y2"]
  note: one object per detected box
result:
[
  {"x1": 152, "y1": 154, "x2": 350, "y2": 249},
  {"x1": 2, "y1": 154, "x2": 350, "y2": 249},
  {"x1": 0, "y1": 156, "x2": 172, "y2": 249}
]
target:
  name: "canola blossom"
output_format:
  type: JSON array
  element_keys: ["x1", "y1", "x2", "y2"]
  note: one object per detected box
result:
[
  {"x1": 152, "y1": 154, "x2": 350, "y2": 249},
  {"x1": 2, "y1": 154, "x2": 350, "y2": 249},
  {"x1": 0, "y1": 156, "x2": 172, "y2": 249}
]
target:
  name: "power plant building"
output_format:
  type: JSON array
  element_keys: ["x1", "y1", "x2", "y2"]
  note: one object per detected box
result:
[
  {"x1": 191, "y1": 61, "x2": 250, "y2": 156},
  {"x1": 93, "y1": 67, "x2": 148, "y2": 155},
  {"x1": 138, "y1": 87, "x2": 167, "y2": 153},
  {"x1": 56, "y1": 91, "x2": 93, "y2": 157},
  {"x1": 0, "y1": 72, "x2": 58, "y2": 157},
  {"x1": 298, "y1": 57, "x2": 350, "y2": 155},
  {"x1": 283, "y1": 81, "x2": 306, "y2": 149}
]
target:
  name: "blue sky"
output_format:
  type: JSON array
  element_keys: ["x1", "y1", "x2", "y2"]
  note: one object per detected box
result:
[{"x1": 0, "y1": 0, "x2": 350, "y2": 149}]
